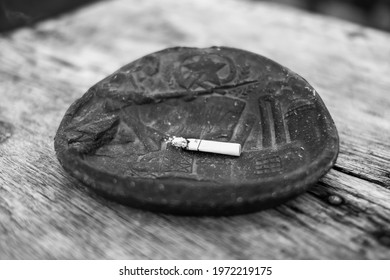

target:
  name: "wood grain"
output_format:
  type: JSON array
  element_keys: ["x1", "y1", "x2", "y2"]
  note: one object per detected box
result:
[{"x1": 0, "y1": 0, "x2": 389, "y2": 259}]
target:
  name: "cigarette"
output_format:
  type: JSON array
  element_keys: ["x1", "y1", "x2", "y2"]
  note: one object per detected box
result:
[{"x1": 167, "y1": 136, "x2": 241, "y2": 157}]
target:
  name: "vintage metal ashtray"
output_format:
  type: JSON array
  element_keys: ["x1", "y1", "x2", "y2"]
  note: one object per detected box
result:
[{"x1": 55, "y1": 47, "x2": 339, "y2": 215}]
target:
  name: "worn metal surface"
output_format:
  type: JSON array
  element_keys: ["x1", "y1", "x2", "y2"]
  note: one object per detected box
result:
[{"x1": 55, "y1": 47, "x2": 339, "y2": 215}]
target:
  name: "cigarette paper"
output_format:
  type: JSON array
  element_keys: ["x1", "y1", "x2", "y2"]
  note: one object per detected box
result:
[
  {"x1": 167, "y1": 136, "x2": 241, "y2": 156},
  {"x1": 187, "y1": 138, "x2": 241, "y2": 156}
]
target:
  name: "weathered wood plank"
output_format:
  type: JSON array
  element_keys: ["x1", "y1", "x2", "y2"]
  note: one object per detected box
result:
[{"x1": 0, "y1": 0, "x2": 390, "y2": 259}]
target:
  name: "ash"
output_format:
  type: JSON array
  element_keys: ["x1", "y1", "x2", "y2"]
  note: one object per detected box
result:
[{"x1": 166, "y1": 136, "x2": 188, "y2": 149}]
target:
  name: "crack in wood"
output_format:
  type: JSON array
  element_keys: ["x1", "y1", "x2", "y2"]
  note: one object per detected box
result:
[{"x1": 333, "y1": 165, "x2": 388, "y2": 189}]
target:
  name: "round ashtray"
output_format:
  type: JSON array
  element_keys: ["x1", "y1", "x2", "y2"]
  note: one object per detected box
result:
[{"x1": 55, "y1": 46, "x2": 339, "y2": 215}]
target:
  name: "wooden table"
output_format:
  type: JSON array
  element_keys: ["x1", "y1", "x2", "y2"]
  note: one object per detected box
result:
[{"x1": 1, "y1": 0, "x2": 389, "y2": 259}]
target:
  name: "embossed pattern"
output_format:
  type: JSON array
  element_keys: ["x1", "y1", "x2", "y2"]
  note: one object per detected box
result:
[{"x1": 55, "y1": 47, "x2": 339, "y2": 215}]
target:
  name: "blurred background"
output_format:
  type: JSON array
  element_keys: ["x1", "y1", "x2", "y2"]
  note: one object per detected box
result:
[
  {"x1": 257, "y1": 0, "x2": 390, "y2": 31},
  {"x1": 0, "y1": 0, "x2": 96, "y2": 31},
  {"x1": 1, "y1": 0, "x2": 390, "y2": 32}
]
